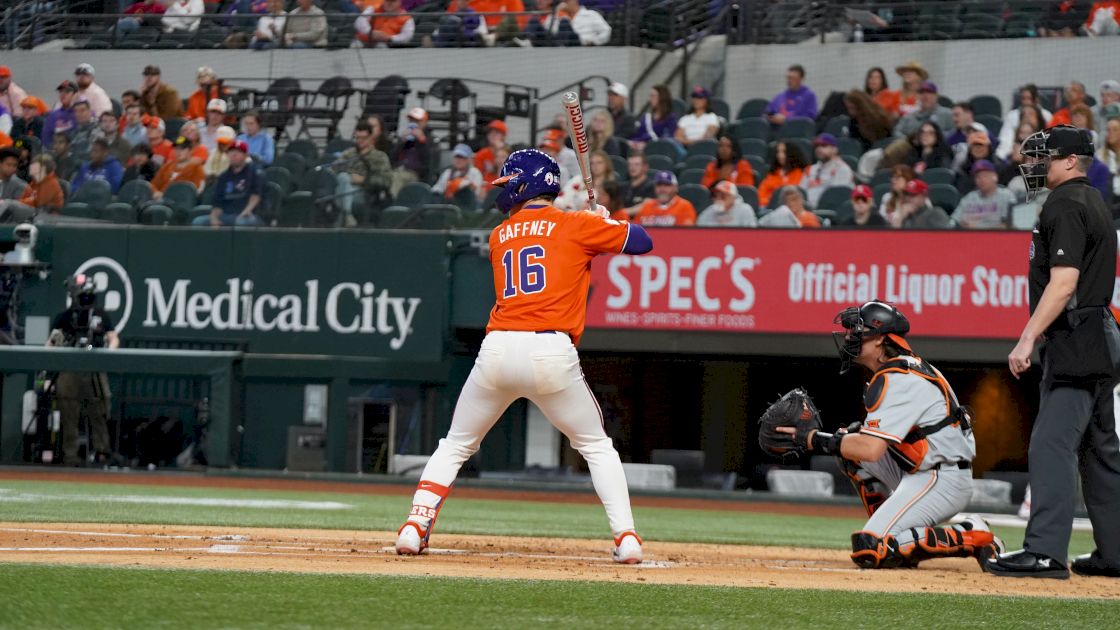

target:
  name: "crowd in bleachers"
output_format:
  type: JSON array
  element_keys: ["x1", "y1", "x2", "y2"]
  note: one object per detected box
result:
[{"x1": 1, "y1": 56, "x2": 1119, "y2": 230}]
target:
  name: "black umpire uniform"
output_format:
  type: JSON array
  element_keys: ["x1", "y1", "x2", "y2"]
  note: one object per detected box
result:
[{"x1": 990, "y1": 126, "x2": 1120, "y2": 579}]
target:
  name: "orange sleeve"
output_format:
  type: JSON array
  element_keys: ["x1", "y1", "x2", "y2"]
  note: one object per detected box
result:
[
  {"x1": 185, "y1": 92, "x2": 205, "y2": 121},
  {"x1": 188, "y1": 164, "x2": 207, "y2": 190},
  {"x1": 736, "y1": 159, "x2": 755, "y2": 186},
  {"x1": 700, "y1": 162, "x2": 718, "y2": 188},
  {"x1": 757, "y1": 173, "x2": 779, "y2": 207},
  {"x1": 673, "y1": 198, "x2": 697, "y2": 226},
  {"x1": 192, "y1": 145, "x2": 209, "y2": 163},
  {"x1": 151, "y1": 163, "x2": 173, "y2": 192},
  {"x1": 800, "y1": 211, "x2": 822, "y2": 228},
  {"x1": 509, "y1": 0, "x2": 528, "y2": 28},
  {"x1": 567, "y1": 209, "x2": 631, "y2": 254}
]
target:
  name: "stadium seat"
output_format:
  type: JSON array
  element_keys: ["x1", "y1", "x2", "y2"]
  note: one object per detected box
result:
[
  {"x1": 970, "y1": 94, "x2": 1003, "y2": 118},
  {"x1": 58, "y1": 179, "x2": 71, "y2": 203},
  {"x1": 644, "y1": 139, "x2": 681, "y2": 163},
  {"x1": 395, "y1": 182, "x2": 435, "y2": 210},
  {"x1": 609, "y1": 154, "x2": 628, "y2": 177},
  {"x1": 141, "y1": 204, "x2": 173, "y2": 225},
  {"x1": 928, "y1": 183, "x2": 961, "y2": 212},
  {"x1": 710, "y1": 97, "x2": 731, "y2": 121},
  {"x1": 275, "y1": 153, "x2": 308, "y2": 182},
  {"x1": 679, "y1": 168, "x2": 706, "y2": 186},
  {"x1": 160, "y1": 182, "x2": 199, "y2": 222},
  {"x1": 736, "y1": 98, "x2": 769, "y2": 120},
  {"x1": 450, "y1": 186, "x2": 478, "y2": 213},
  {"x1": 101, "y1": 202, "x2": 137, "y2": 224},
  {"x1": 378, "y1": 205, "x2": 413, "y2": 228},
  {"x1": 646, "y1": 154, "x2": 675, "y2": 175},
  {"x1": 300, "y1": 166, "x2": 337, "y2": 200},
  {"x1": 481, "y1": 187, "x2": 501, "y2": 212},
  {"x1": 920, "y1": 167, "x2": 956, "y2": 186},
  {"x1": 686, "y1": 139, "x2": 719, "y2": 159},
  {"x1": 975, "y1": 114, "x2": 1003, "y2": 137},
  {"x1": 363, "y1": 75, "x2": 410, "y2": 137},
  {"x1": 60, "y1": 202, "x2": 97, "y2": 220},
  {"x1": 265, "y1": 166, "x2": 293, "y2": 194},
  {"x1": 678, "y1": 183, "x2": 711, "y2": 211},
  {"x1": 297, "y1": 76, "x2": 356, "y2": 141},
  {"x1": 869, "y1": 169, "x2": 893, "y2": 188},
  {"x1": 70, "y1": 179, "x2": 112, "y2": 209},
  {"x1": 737, "y1": 185, "x2": 759, "y2": 209},
  {"x1": 835, "y1": 200, "x2": 854, "y2": 225},
  {"x1": 825, "y1": 115, "x2": 850, "y2": 138},
  {"x1": 278, "y1": 191, "x2": 315, "y2": 227},
  {"x1": 263, "y1": 182, "x2": 284, "y2": 225},
  {"x1": 671, "y1": 98, "x2": 687, "y2": 117},
  {"x1": 733, "y1": 118, "x2": 771, "y2": 142},
  {"x1": 324, "y1": 138, "x2": 353, "y2": 158},
  {"x1": 815, "y1": 186, "x2": 852, "y2": 212},
  {"x1": 776, "y1": 117, "x2": 815, "y2": 140},
  {"x1": 784, "y1": 138, "x2": 813, "y2": 164},
  {"x1": 739, "y1": 138, "x2": 769, "y2": 160},
  {"x1": 836, "y1": 137, "x2": 863, "y2": 159},
  {"x1": 284, "y1": 139, "x2": 320, "y2": 165},
  {"x1": 189, "y1": 205, "x2": 213, "y2": 222},
  {"x1": 117, "y1": 179, "x2": 153, "y2": 210},
  {"x1": 872, "y1": 183, "x2": 892, "y2": 205},
  {"x1": 745, "y1": 155, "x2": 766, "y2": 178},
  {"x1": 681, "y1": 154, "x2": 714, "y2": 171},
  {"x1": 420, "y1": 204, "x2": 461, "y2": 229}
]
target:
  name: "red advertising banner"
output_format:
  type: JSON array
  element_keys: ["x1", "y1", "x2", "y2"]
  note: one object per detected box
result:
[{"x1": 587, "y1": 229, "x2": 1119, "y2": 340}]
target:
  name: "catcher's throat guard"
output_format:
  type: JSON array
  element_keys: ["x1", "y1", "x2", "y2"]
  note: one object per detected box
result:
[{"x1": 832, "y1": 301, "x2": 911, "y2": 374}]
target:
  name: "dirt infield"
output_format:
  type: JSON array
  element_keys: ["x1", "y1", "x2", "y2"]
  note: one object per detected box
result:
[{"x1": 0, "y1": 522, "x2": 1115, "y2": 599}]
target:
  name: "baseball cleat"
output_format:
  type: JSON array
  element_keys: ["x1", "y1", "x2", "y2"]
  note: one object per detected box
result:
[
  {"x1": 395, "y1": 521, "x2": 429, "y2": 556},
  {"x1": 612, "y1": 531, "x2": 643, "y2": 565}
]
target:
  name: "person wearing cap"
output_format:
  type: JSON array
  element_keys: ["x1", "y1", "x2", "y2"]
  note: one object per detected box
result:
[
  {"x1": 204, "y1": 126, "x2": 237, "y2": 183},
  {"x1": 893, "y1": 61, "x2": 928, "y2": 118},
  {"x1": 92, "y1": 111, "x2": 132, "y2": 166},
  {"x1": 837, "y1": 184, "x2": 887, "y2": 228},
  {"x1": 71, "y1": 138, "x2": 125, "y2": 196},
  {"x1": 42, "y1": 81, "x2": 79, "y2": 147},
  {"x1": 633, "y1": 171, "x2": 696, "y2": 226},
  {"x1": 178, "y1": 121, "x2": 211, "y2": 165},
  {"x1": 764, "y1": 64, "x2": 818, "y2": 126},
  {"x1": 0, "y1": 147, "x2": 27, "y2": 203},
  {"x1": 759, "y1": 186, "x2": 819, "y2": 228},
  {"x1": 951, "y1": 159, "x2": 1015, "y2": 229},
  {"x1": 1047, "y1": 81, "x2": 1088, "y2": 129},
  {"x1": 235, "y1": 110, "x2": 274, "y2": 166},
  {"x1": 334, "y1": 120, "x2": 392, "y2": 223},
  {"x1": 140, "y1": 65, "x2": 183, "y2": 120},
  {"x1": 286, "y1": 0, "x2": 329, "y2": 47},
  {"x1": 606, "y1": 82, "x2": 635, "y2": 141},
  {"x1": 891, "y1": 178, "x2": 949, "y2": 229},
  {"x1": 1085, "y1": 1, "x2": 1120, "y2": 35},
  {"x1": 1093, "y1": 80, "x2": 1120, "y2": 140},
  {"x1": 145, "y1": 117, "x2": 174, "y2": 167},
  {"x1": 992, "y1": 125, "x2": 1120, "y2": 580},
  {"x1": 195, "y1": 140, "x2": 265, "y2": 227},
  {"x1": 432, "y1": 143, "x2": 483, "y2": 202},
  {"x1": 390, "y1": 107, "x2": 432, "y2": 195},
  {"x1": 162, "y1": 0, "x2": 204, "y2": 33},
  {"x1": 10, "y1": 97, "x2": 43, "y2": 141},
  {"x1": 952, "y1": 126, "x2": 999, "y2": 195},
  {"x1": 151, "y1": 137, "x2": 206, "y2": 200},
  {"x1": 68, "y1": 100, "x2": 98, "y2": 163},
  {"x1": 197, "y1": 99, "x2": 229, "y2": 155},
  {"x1": 0, "y1": 67, "x2": 28, "y2": 119},
  {"x1": 674, "y1": 86, "x2": 720, "y2": 147},
  {"x1": 697, "y1": 180, "x2": 757, "y2": 227},
  {"x1": 121, "y1": 104, "x2": 147, "y2": 148},
  {"x1": 251, "y1": 0, "x2": 287, "y2": 50},
  {"x1": 73, "y1": 64, "x2": 112, "y2": 119},
  {"x1": 893, "y1": 81, "x2": 952, "y2": 139},
  {"x1": 186, "y1": 66, "x2": 231, "y2": 121},
  {"x1": 121, "y1": 144, "x2": 158, "y2": 186},
  {"x1": 803, "y1": 133, "x2": 854, "y2": 208}
]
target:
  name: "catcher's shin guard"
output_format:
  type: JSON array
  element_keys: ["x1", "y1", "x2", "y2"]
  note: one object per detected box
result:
[
  {"x1": 850, "y1": 531, "x2": 913, "y2": 569},
  {"x1": 902, "y1": 525, "x2": 997, "y2": 565},
  {"x1": 839, "y1": 458, "x2": 886, "y2": 517}
]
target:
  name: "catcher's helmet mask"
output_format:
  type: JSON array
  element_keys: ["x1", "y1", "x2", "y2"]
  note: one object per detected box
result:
[
  {"x1": 833, "y1": 300, "x2": 912, "y2": 374},
  {"x1": 1018, "y1": 125, "x2": 1095, "y2": 200}
]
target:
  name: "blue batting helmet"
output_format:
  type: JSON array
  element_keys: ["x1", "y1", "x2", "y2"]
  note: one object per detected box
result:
[{"x1": 492, "y1": 148, "x2": 561, "y2": 213}]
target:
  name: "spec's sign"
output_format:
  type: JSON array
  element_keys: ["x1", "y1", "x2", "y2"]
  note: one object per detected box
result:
[
  {"x1": 52, "y1": 229, "x2": 449, "y2": 360},
  {"x1": 586, "y1": 229, "x2": 1095, "y2": 340}
]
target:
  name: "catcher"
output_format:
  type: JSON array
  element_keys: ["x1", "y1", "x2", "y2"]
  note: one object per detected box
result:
[{"x1": 759, "y1": 300, "x2": 1002, "y2": 569}]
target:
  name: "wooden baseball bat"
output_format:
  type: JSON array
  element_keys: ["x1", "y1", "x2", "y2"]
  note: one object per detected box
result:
[{"x1": 561, "y1": 91, "x2": 596, "y2": 210}]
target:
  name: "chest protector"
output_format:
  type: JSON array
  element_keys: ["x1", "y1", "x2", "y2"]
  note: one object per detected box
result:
[{"x1": 864, "y1": 356, "x2": 972, "y2": 473}]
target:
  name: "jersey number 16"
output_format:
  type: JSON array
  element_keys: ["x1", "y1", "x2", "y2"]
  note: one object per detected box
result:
[{"x1": 501, "y1": 245, "x2": 547, "y2": 298}]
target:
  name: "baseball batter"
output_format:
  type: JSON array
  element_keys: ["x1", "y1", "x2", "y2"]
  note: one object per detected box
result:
[
  {"x1": 775, "y1": 301, "x2": 1001, "y2": 569},
  {"x1": 395, "y1": 149, "x2": 654, "y2": 564}
]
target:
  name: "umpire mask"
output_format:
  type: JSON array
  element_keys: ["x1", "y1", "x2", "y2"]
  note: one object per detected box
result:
[
  {"x1": 832, "y1": 301, "x2": 912, "y2": 374},
  {"x1": 1018, "y1": 125, "x2": 1095, "y2": 200}
]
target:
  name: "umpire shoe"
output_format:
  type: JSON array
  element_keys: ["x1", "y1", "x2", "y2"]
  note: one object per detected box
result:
[
  {"x1": 986, "y1": 549, "x2": 1069, "y2": 579},
  {"x1": 612, "y1": 531, "x2": 643, "y2": 565},
  {"x1": 1072, "y1": 550, "x2": 1120, "y2": 578}
]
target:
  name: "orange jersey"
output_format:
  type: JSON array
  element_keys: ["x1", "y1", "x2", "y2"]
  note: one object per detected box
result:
[
  {"x1": 487, "y1": 204, "x2": 631, "y2": 344},
  {"x1": 700, "y1": 159, "x2": 755, "y2": 188},
  {"x1": 468, "y1": 0, "x2": 527, "y2": 28},
  {"x1": 634, "y1": 196, "x2": 696, "y2": 226},
  {"x1": 757, "y1": 167, "x2": 805, "y2": 207}
]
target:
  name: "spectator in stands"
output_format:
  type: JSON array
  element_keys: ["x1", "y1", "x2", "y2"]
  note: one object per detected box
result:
[
  {"x1": 151, "y1": 137, "x2": 206, "y2": 201},
  {"x1": 474, "y1": 120, "x2": 508, "y2": 186},
  {"x1": 163, "y1": 0, "x2": 205, "y2": 32},
  {"x1": 117, "y1": 0, "x2": 166, "y2": 37},
  {"x1": 12, "y1": 98, "x2": 44, "y2": 141},
  {"x1": 634, "y1": 171, "x2": 696, "y2": 226},
  {"x1": 804, "y1": 133, "x2": 853, "y2": 208},
  {"x1": 904, "y1": 121, "x2": 953, "y2": 175},
  {"x1": 759, "y1": 186, "x2": 819, "y2": 228},
  {"x1": 469, "y1": 0, "x2": 528, "y2": 44},
  {"x1": 1094, "y1": 80, "x2": 1120, "y2": 139},
  {"x1": 1041, "y1": 0, "x2": 1090, "y2": 36},
  {"x1": 194, "y1": 141, "x2": 264, "y2": 226},
  {"x1": 432, "y1": 143, "x2": 484, "y2": 202},
  {"x1": 894, "y1": 81, "x2": 952, "y2": 139},
  {"x1": 204, "y1": 127, "x2": 237, "y2": 184},
  {"x1": 997, "y1": 101, "x2": 1047, "y2": 161},
  {"x1": 946, "y1": 102, "x2": 984, "y2": 149},
  {"x1": 335, "y1": 120, "x2": 392, "y2": 224},
  {"x1": 434, "y1": 0, "x2": 489, "y2": 47},
  {"x1": 50, "y1": 133, "x2": 80, "y2": 182},
  {"x1": 282, "y1": 0, "x2": 329, "y2": 47},
  {"x1": 121, "y1": 144, "x2": 158, "y2": 185},
  {"x1": 236, "y1": 111, "x2": 274, "y2": 166},
  {"x1": 952, "y1": 160, "x2": 1014, "y2": 229},
  {"x1": 1099, "y1": 116, "x2": 1120, "y2": 203},
  {"x1": 121, "y1": 104, "x2": 147, "y2": 148},
  {"x1": 764, "y1": 64, "x2": 817, "y2": 126},
  {"x1": 6, "y1": 155, "x2": 63, "y2": 220},
  {"x1": 92, "y1": 112, "x2": 132, "y2": 165},
  {"x1": 701, "y1": 133, "x2": 754, "y2": 188},
  {"x1": 998, "y1": 122, "x2": 1039, "y2": 192},
  {"x1": 145, "y1": 116, "x2": 174, "y2": 166},
  {"x1": 1071, "y1": 105, "x2": 1096, "y2": 138},
  {"x1": 894, "y1": 61, "x2": 927, "y2": 118},
  {"x1": 556, "y1": 149, "x2": 613, "y2": 211},
  {"x1": 536, "y1": 137, "x2": 572, "y2": 185},
  {"x1": 0, "y1": 148, "x2": 27, "y2": 202},
  {"x1": 0, "y1": 104, "x2": 10, "y2": 138},
  {"x1": 0, "y1": 67, "x2": 28, "y2": 118},
  {"x1": 71, "y1": 138, "x2": 124, "y2": 195},
  {"x1": 597, "y1": 179, "x2": 624, "y2": 218},
  {"x1": 355, "y1": 0, "x2": 415, "y2": 47},
  {"x1": 390, "y1": 107, "x2": 432, "y2": 195},
  {"x1": 73, "y1": 64, "x2": 111, "y2": 118},
  {"x1": 952, "y1": 126, "x2": 999, "y2": 195},
  {"x1": 196, "y1": 99, "x2": 227, "y2": 155},
  {"x1": 865, "y1": 67, "x2": 899, "y2": 120},
  {"x1": 140, "y1": 66, "x2": 184, "y2": 120},
  {"x1": 892, "y1": 179, "x2": 949, "y2": 229},
  {"x1": 607, "y1": 82, "x2": 634, "y2": 140},
  {"x1": 1085, "y1": 1, "x2": 1120, "y2": 34},
  {"x1": 550, "y1": 0, "x2": 611, "y2": 46},
  {"x1": 541, "y1": 125, "x2": 580, "y2": 184},
  {"x1": 697, "y1": 180, "x2": 756, "y2": 227},
  {"x1": 1048, "y1": 81, "x2": 1087, "y2": 127},
  {"x1": 675, "y1": 86, "x2": 720, "y2": 148},
  {"x1": 629, "y1": 84, "x2": 677, "y2": 151},
  {"x1": 186, "y1": 67, "x2": 229, "y2": 120},
  {"x1": 757, "y1": 140, "x2": 808, "y2": 208},
  {"x1": 588, "y1": 110, "x2": 621, "y2": 156},
  {"x1": 838, "y1": 184, "x2": 887, "y2": 228},
  {"x1": 118, "y1": 90, "x2": 141, "y2": 127},
  {"x1": 69, "y1": 100, "x2": 97, "y2": 162},
  {"x1": 42, "y1": 81, "x2": 79, "y2": 147},
  {"x1": 178, "y1": 121, "x2": 210, "y2": 165},
  {"x1": 251, "y1": 0, "x2": 287, "y2": 49},
  {"x1": 843, "y1": 89, "x2": 893, "y2": 151},
  {"x1": 623, "y1": 153, "x2": 654, "y2": 209}
]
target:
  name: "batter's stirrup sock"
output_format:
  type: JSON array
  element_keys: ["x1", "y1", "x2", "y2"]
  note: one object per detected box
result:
[{"x1": 406, "y1": 480, "x2": 452, "y2": 536}]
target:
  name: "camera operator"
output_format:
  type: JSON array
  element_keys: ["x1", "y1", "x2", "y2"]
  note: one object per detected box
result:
[{"x1": 46, "y1": 273, "x2": 119, "y2": 466}]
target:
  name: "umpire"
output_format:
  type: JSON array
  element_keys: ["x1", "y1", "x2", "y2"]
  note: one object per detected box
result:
[{"x1": 990, "y1": 125, "x2": 1120, "y2": 579}]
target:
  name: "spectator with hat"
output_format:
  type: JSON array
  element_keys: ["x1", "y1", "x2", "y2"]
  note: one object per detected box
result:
[
  {"x1": 145, "y1": 116, "x2": 174, "y2": 166},
  {"x1": 194, "y1": 140, "x2": 264, "y2": 226},
  {"x1": 952, "y1": 125, "x2": 999, "y2": 195},
  {"x1": 0, "y1": 67, "x2": 28, "y2": 118},
  {"x1": 0, "y1": 147, "x2": 27, "y2": 202},
  {"x1": 541, "y1": 125, "x2": 580, "y2": 186},
  {"x1": 837, "y1": 184, "x2": 888, "y2": 228},
  {"x1": 11, "y1": 97, "x2": 43, "y2": 141},
  {"x1": 535, "y1": 136, "x2": 572, "y2": 186},
  {"x1": 236, "y1": 110, "x2": 274, "y2": 166},
  {"x1": 764, "y1": 64, "x2": 818, "y2": 126},
  {"x1": 204, "y1": 126, "x2": 238, "y2": 184},
  {"x1": 675, "y1": 86, "x2": 721, "y2": 147},
  {"x1": 804, "y1": 133, "x2": 854, "y2": 208},
  {"x1": 759, "y1": 186, "x2": 820, "y2": 228},
  {"x1": 952, "y1": 159, "x2": 1014, "y2": 229},
  {"x1": 893, "y1": 81, "x2": 952, "y2": 139},
  {"x1": 697, "y1": 180, "x2": 757, "y2": 227},
  {"x1": 355, "y1": 0, "x2": 414, "y2": 47},
  {"x1": 186, "y1": 66, "x2": 230, "y2": 120},
  {"x1": 894, "y1": 61, "x2": 928, "y2": 118},
  {"x1": 286, "y1": 0, "x2": 329, "y2": 47},
  {"x1": 1094, "y1": 80, "x2": 1120, "y2": 139},
  {"x1": 162, "y1": 0, "x2": 204, "y2": 33},
  {"x1": 140, "y1": 66, "x2": 183, "y2": 120},
  {"x1": 390, "y1": 107, "x2": 432, "y2": 195},
  {"x1": 42, "y1": 81, "x2": 79, "y2": 147},
  {"x1": 633, "y1": 171, "x2": 696, "y2": 226},
  {"x1": 891, "y1": 178, "x2": 950, "y2": 229},
  {"x1": 68, "y1": 100, "x2": 98, "y2": 163},
  {"x1": 607, "y1": 82, "x2": 635, "y2": 140},
  {"x1": 121, "y1": 104, "x2": 148, "y2": 148},
  {"x1": 432, "y1": 143, "x2": 483, "y2": 201},
  {"x1": 474, "y1": 119, "x2": 508, "y2": 186},
  {"x1": 92, "y1": 111, "x2": 132, "y2": 165},
  {"x1": 121, "y1": 144, "x2": 158, "y2": 185},
  {"x1": 700, "y1": 133, "x2": 754, "y2": 188},
  {"x1": 74, "y1": 64, "x2": 112, "y2": 118},
  {"x1": 152, "y1": 137, "x2": 207, "y2": 200},
  {"x1": 198, "y1": 99, "x2": 229, "y2": 155},
  {"x1": 71, "y1": 138, "x2": 124, "y2": 195}
]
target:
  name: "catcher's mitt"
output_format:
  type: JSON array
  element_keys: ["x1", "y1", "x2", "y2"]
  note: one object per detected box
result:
[{"x1": 758, "y1": 388, "x2": 822, "y2": 460}]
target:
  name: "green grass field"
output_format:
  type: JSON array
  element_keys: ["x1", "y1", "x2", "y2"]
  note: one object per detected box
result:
[{"x1": 0, "y1": 478, "x2": 1112, "y2": 629}]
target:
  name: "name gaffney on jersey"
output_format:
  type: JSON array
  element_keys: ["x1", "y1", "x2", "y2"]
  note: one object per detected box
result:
[{"x1": 496, "y1": 220, "x2": 558, "y2": 244}]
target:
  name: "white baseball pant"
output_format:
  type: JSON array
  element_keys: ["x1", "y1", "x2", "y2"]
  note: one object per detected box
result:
[{"x1": 860, "y1": 456, "x2": 973, "y2": 548}]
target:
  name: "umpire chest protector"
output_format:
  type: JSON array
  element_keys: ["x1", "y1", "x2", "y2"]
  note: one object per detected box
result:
[{"x1": 864, "y1": 356, "x2": 972, "y2": 473}]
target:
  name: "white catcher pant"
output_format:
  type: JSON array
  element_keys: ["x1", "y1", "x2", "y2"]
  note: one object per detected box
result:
[
  {"x1": 416, "y1": 330, "x2": 636, "y2": 535},
  {"x1": 860, "y1": 456, "x2": 973, "y2": 547}
]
